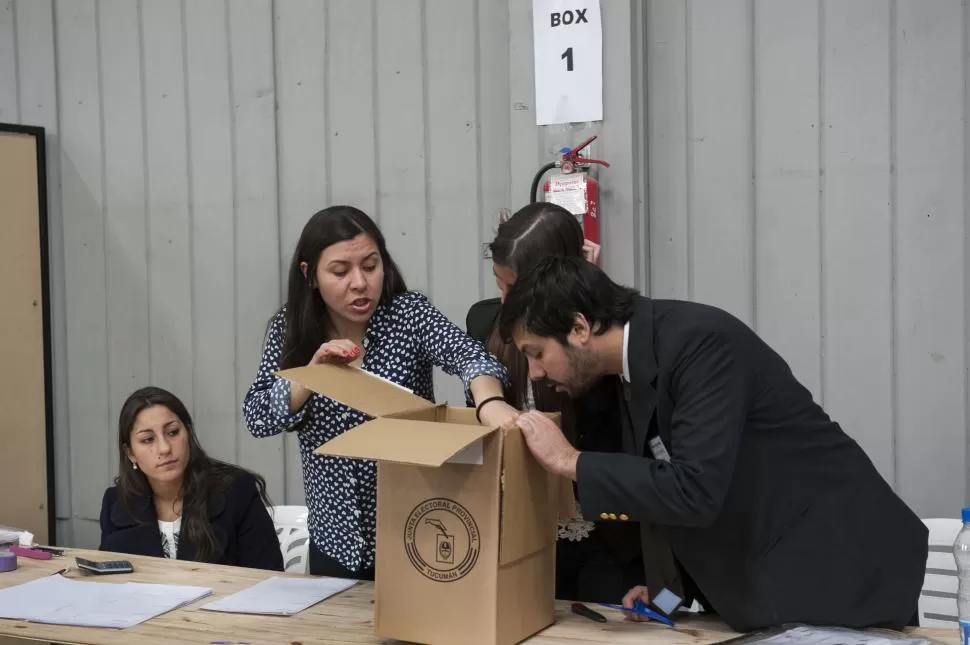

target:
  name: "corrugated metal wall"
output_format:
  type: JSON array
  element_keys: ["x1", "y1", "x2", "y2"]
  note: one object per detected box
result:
[
  {"x1": 643, "y1": 0, "x2": 969, "y2": 519},
  {"x1": 0, "y1": 0, "x2": 641, "y2": 547},
  {"x1": 0, "y1": 0, "x2": 966, "y2": 546}
]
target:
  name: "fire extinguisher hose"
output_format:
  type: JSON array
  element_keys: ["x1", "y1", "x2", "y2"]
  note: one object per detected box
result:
[{"x1": 530, "y1": 162, "x2": 558, "y2": 204}]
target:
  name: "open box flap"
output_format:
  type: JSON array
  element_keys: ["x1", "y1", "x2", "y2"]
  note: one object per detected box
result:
[
  {"x1": 314, "y1": 417, "x2": 498, "y2": 467},
  {"x1": 277, "y1": 364, "x2": 434, "y2": 418}
]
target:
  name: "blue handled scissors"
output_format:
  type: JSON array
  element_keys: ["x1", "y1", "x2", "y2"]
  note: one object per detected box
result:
[{"x1": 597, "y1": 600, "x2": 676, "y2": 627}]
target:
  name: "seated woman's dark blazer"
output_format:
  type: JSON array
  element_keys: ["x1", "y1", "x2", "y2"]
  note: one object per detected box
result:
[{"x1": 99, "y1": 474, "x2": 284, "y2": 571}]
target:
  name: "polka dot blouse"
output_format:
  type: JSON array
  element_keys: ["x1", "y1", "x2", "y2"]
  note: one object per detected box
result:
[{"x1": 243, "y1": 291, "x2": 508, "y2": 573}]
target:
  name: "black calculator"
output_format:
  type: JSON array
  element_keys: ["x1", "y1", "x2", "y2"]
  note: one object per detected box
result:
[{"x1": 75, "y1": 557, "x2": 134, "y2": 575}]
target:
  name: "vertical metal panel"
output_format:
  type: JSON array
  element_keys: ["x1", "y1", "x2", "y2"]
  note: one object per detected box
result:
[
  {"x1": 0, "y1": 1, "x2": 18, "y2": 121},
  {"x1": 425, "y1": 0, "x2": 482, "y2": 407},
  {"x1": 273, "y1": 0, "x2": 328, "y2": 502},
  {"x1": 141, "y1": 0, "x2": 193, "y2": 408},
  {"x1": 631, "y1": 0, "x2": 649, "y2": 294},
  {"x1": 425, "y1": 0, "x2": 480, "y2": 324},
  {"x1": 70, "y1": 518, "x2": 100, "y2": 552},
  {"x1": 274, "y1": 0, "x2": 328, "y2": 260},
  {"x1": 477, "y1": 0, "x2": 511, "y2": 300},
  {"x1": 375, "y1": 0, "x2": 428, "y2": 293},
  {"x1": 965, "y1": 0, "x2": 970, "y2": 509},
  {"x1": 328, "y1": 0, "x2": 378, "y2": 219},
  {"x1": 228, "y1": 0, "x2": 285, "y2": 499},
  {"x1": 14, "y1": 0, "x2": 69, "y2": 529},
  {"x1": 54, "y1": 0, "x2": 111, "y2": 523},
  {"x1": 100, "y1": 0, "x2": 149, "y2": 448},
  {"x1": 185, "y1": 0, "x2": 238, "y2": 467},
  {"x1": 754, "y1": 0, "x2": 821, "y2": 398},
  {"x1": 689, "y1": 0, "x2": 755, "y2": 328},
  {"x1": 821, "y1": 0, "x2": 894, "y2": 481},
  {"x1": 893, "y1": 0, "x2": 966, "y2": 516},
  {"x1": 645, "y1": 0, "x2": 689, "y2": 300},
  {"x1": 596, "y1": 1, "x2": 638, "y2": 288},
  {"x1": 507, "y1": 0, "x2": 539, "y2": 210}
]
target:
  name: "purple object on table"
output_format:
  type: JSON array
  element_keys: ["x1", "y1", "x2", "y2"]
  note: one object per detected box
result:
[{"x1": 0, "y1": 551, "x2": 17, "y2": 572}]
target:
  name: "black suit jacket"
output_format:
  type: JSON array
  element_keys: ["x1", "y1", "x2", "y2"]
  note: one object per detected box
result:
[
  {"x1": 577, "y1": 295, "x2": 927, "y2": 631},
  {"x1": 99, "y1": 474, "x2": 284, "y2": 571}
]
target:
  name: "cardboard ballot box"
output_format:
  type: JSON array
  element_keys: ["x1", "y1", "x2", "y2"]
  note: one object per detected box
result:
[{"x1": 278, "y1": 364, "x2": 570, "y2": 645}]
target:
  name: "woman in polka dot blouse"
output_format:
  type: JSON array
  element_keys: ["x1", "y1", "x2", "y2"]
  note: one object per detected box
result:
[{"x1": 243, "y1": 206, "x2": 517, "y2": 580}]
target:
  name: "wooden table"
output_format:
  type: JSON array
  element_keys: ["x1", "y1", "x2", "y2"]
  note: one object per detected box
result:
[{"x1": 0, "y1": 549, "x2": 958, "y2": 645}]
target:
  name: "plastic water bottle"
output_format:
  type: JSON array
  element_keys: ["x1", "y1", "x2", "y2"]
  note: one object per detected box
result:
[{"x1": 955, "y1": 507, "x2": 970, "y2": 645}]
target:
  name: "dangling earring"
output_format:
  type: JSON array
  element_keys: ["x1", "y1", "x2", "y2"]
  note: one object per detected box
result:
[{"x1": 131, "y1": 461, "x2": 138, "y2": 471}]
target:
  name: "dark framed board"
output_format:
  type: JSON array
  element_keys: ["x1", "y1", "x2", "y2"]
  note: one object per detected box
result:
[{"x1": 0, "y1": 122, "x2": 56, "y2": 545}]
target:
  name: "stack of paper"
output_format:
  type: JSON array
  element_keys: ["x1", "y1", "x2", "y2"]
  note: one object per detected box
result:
[
  {"x1": 0, "y1": 575, "x2": 212, "y2": 628},
  {"x1": 201, "y1": 576, "x2": 356, "y2": 616}
]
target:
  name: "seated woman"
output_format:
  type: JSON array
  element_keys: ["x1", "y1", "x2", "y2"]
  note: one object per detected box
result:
[
  {"x1": 243, "y1": 205, "x2": 517, "y2": 580},
  {"x1": 99, "y1": 386, "x2": 284, "y2": 571},
  {"x1": 467, "y1": 202, "x2": 647, "y2": 603}
]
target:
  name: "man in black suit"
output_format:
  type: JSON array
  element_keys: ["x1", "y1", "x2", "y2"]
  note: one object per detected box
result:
[{"x1": 499, "y1": 256, "x2": 928, "y2": 632}]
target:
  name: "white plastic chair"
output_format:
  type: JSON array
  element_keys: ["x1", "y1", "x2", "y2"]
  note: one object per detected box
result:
[
  {"x1": 269, "y1": 505, "x2": 310, "y2": 574},
  {"x1": 919, "y1": 517, "x2": 963, "y2": 627}
]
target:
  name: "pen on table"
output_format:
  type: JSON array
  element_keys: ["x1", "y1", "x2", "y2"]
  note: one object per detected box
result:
[
  {"x1": 570, "y1": 602, "x2": 607, "y2": 623},
  {"x1": 597, "y1": 601, "x2": 676, "y2": 627}
]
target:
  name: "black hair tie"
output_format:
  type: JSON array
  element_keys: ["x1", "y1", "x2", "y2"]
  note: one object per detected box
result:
[{"x1": 475, "y1": 396, "x2": 507, "y2": 424}]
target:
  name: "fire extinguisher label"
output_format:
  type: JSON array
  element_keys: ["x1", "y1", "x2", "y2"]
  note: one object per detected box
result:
[{"x1": 546, "y1": 174, "x2": 587, "y2": 217}]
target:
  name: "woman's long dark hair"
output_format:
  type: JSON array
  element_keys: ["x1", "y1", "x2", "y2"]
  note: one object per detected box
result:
[
  {"x1": 115, "y1": 386, "x2": 273, "y2": 563},
  {"x1": 486, "y1": 202, "x2": 584, "y2": 441},
  {"x1": 280, "y1": 206, "x2": 407, "y2": 369}
]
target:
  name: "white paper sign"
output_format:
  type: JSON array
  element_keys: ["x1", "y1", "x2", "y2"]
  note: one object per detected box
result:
[{"x1": 532, "y1": 0, "x2": 603, "y2": 126}]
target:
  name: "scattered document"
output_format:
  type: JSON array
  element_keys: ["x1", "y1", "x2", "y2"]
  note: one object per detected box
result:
[
  {"x1": 731, "y1": 626, "x2": 932, "y2": 645},
  {"x1": 0, "y1": 574, "x2": 212, "y2": 628},
  {"x1": 201, "y1": 576, "x2": 356, "y2": 616}
]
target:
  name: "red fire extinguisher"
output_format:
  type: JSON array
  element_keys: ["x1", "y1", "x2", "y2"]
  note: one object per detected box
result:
[{"x1": 530, "y1": 135, "x2": 610, "y2": 262}]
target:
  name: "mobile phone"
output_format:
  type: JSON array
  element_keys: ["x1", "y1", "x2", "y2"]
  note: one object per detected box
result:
[
  {"x1": 74, "y1": 556, "x2": 134, "y2": 575},
  {"x1": 651, "y1": 587, "x2": 684, "y2": 616}
]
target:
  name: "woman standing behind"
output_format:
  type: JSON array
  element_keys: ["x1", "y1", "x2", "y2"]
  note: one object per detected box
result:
[
  {"x1": 244, "y1": 205, "x2": 516, "y2": 581},
  {"x1": 100, "y1": 387, "x2": 283, "y2": 571},
  {"x1": 466, "y1": 202, "x2": 643, "y2": 603}
]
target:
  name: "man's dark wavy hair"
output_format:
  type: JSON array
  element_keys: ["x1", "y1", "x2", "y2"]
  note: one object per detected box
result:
[{"x1": 499, "y1": 256, "x2": 638, "y2": 344}]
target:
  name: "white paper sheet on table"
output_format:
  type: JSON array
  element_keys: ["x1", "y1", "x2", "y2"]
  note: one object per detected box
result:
[
  {"x1": 200, "y1": 576, "x2": 356, "y2": 616},
  {"x1": 748, "y1": 626, "x2": 931, "y2": 645},
  {"x1": 0, "y1": 574, "x2": 212, "y2": 628}
]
